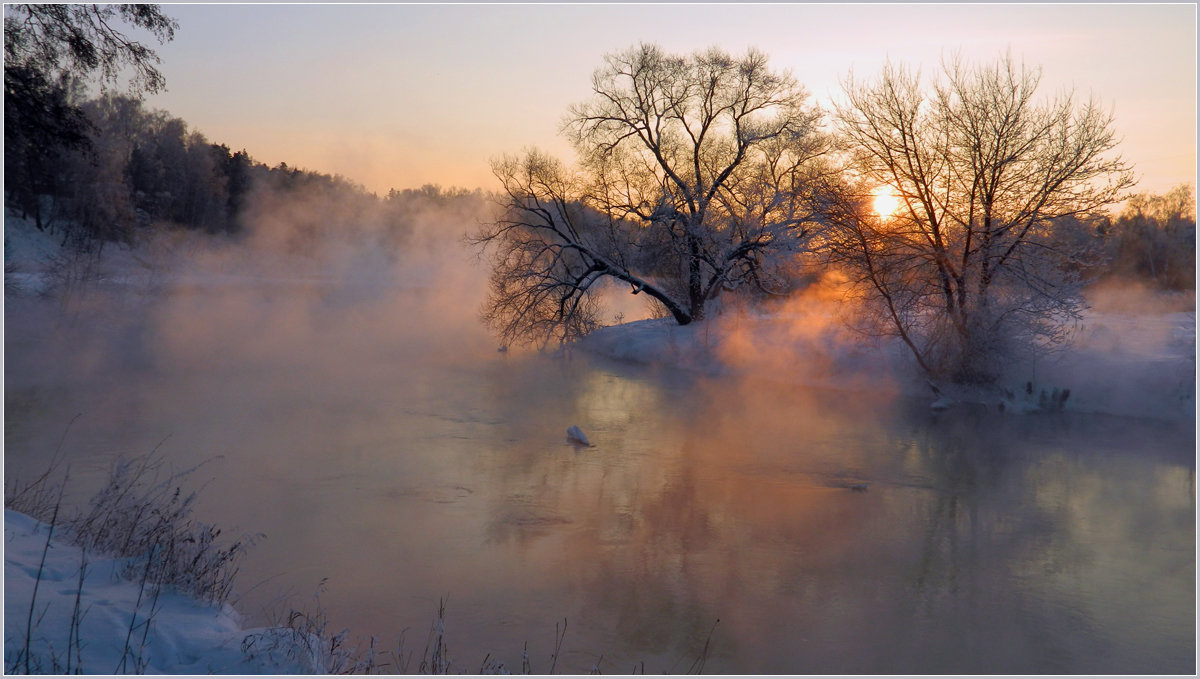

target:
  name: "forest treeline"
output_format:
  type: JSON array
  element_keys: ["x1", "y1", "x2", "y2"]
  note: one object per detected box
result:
[
  {"x1": 3, "y1": 3, "x2": 485, "y2": 256},
  {"x1": 4, "y1": 87, "x2": 1190, "y2": 293},
  {"x1": 4, "y1": 92, "x2": 486, "y2": 252},
  {"x1": 1099, "y1": 184, "x2": 1196, "y2": 291}
]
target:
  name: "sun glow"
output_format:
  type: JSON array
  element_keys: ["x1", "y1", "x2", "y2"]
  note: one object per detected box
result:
[{"x1": 872, "y1": 185, "x2": 901, "y2": 220}]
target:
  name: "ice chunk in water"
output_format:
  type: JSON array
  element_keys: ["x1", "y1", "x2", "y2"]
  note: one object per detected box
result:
[{"x1": 566, "y1": 425, "x2": 590, "y2": 446}]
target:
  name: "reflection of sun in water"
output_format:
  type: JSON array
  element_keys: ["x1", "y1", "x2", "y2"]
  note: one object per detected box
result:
[{"x1": 872, "y1": 185, "x2": 901, "y2": 219}]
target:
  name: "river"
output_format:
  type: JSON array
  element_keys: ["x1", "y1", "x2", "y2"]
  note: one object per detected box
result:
[{"x1": 4, "y1": 275, "x2": 1195, "y2": 674}]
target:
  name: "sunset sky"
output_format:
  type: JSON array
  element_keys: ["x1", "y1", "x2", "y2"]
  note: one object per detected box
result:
[{"x1": 146, "y1": 3, "x2": 1196, "y2": 197}]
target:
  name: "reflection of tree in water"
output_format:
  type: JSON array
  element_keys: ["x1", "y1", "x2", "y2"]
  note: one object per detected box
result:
[
  {"x1": 482, "y1": 424, "x2": 725, "y2": 668},
  {"x1": 910, "y1": 409, "x2": 1001, "y2": 601},
  {"x1": 900, "y1": 409, "x2": 1072, "y2": 671},
  {"x1": 582, "y1": 452, "x2": 718, "y2": 657},
  {"x1": 564, "y1": 428, "x2": 792, "y2": 675},
  {"x1": 470, "y1": 360, "x2": 1194, "y2": 673},
  {"x1": 899, "y1": 408, "x2": 1194, "y2": 673},
  {"x1": 558, "y1": 410, "x2": 906, "y2": 672}
]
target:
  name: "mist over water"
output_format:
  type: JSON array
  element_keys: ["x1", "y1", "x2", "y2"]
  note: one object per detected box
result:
[{"x1": 4, "y1": 194, "x2": 1195, "y2": 673}]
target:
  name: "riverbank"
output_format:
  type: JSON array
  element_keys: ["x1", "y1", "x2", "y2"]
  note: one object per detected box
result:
[
  {"x1": 576, "y1": 302, "x2": 1196, "y2": 422},
  {"x1": 3, "y1": 509, "x2": 323, "y2": 674}
]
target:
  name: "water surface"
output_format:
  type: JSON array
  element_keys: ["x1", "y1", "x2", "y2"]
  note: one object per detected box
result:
[{"x1": 5, "y1": 284, "x2": 1194, "y2": 674}]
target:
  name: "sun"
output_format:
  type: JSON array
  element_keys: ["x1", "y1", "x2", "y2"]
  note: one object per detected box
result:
[{"x1": 872, "y1": 185, "x2": 901, "y2": 220}]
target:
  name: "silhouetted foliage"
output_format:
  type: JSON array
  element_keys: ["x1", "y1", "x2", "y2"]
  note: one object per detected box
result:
[
  {"x1": 3, "y1": 67, "x2": 91, "y2": 230},
  {"x1": 212, "y1": 145, "x2": 255, "y2": 229},
  {"x1": 5, "y1": 85, "x2": 436, "y2": 251},
  {"x1": 4, "y1": 4, "x2": 177, "y2": 95}
]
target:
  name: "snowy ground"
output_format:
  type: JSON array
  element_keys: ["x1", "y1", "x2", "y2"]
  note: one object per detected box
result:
[
  {"x1": 3, "y1": 510, "x2": 323, "y2": 674},
  {"x1": 577, "y1": 309, "x2": 1196, "y2": 421}
]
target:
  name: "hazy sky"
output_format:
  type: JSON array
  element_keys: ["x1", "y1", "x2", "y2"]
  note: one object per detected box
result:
[{"x1": 145, "y1": 3, "x2": 1196, "y2": 196}]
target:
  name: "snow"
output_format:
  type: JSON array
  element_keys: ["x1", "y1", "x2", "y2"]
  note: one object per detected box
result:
[
  {"x1": 578, "y1": 308, "x2": 1196, "y2": 422},
  {"x1": 3, "y1": 510, "x2": 315, "y2": 674}
]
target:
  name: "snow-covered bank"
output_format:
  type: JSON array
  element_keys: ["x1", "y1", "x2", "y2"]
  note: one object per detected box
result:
[
  {"x1": 577, "y1": 309, "x2": 1197, "y2": 422},
  {"x1": 3, "y1": 509, "x2": 319, "y2": 674}
]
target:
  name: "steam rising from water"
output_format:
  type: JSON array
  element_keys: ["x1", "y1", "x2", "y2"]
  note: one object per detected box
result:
[
  {"x1": 7, "y1": 187, "x2": 499, "y2": 387},
  {"x1": 6, "y1": 176, "x2": 1193, "y2": 474},
  {"x1": 709, "y1": 272, "x2": 907, "y2": 394}
]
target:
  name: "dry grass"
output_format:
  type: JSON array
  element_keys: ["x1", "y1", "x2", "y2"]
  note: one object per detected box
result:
[{"x1": 5, "y1": 446, "x2": 255, "y2": 674}]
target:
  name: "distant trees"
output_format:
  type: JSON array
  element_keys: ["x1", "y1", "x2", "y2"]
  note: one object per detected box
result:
[
  {"x1": 56, "y1": 95, "x2": 142, "y2": 246},
  {"x1": 825, "y1": 55, "x2": 1135, "y2": 383},
  {"x1": 1098, "y1": 184, "x2": 1195, "y2": 290},
  {"x1": 5, "y1": 87, "x2": 426, "y2": 250},
  {"x1": 120, "y1": 105, "x2": 243, "y2": 234},
  {"x1": 476, "y1": 44, "x2": 829, "y2": 347},
  {"x1": 4, "y1": 4, "x2": 178, "y2": 230},
  {"x1": 32, "y1": 95, "x2": 237, "y2": 246}
]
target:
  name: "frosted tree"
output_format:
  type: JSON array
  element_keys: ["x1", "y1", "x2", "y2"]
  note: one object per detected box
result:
[
  {"x1": 827, "y1": 54, "x2": 1135, "y2": 383},
  {"x1": 1104, "y1": 184, "x2": 1195, "y2": 290},
  {"x1": 475, "y1": 44, "x2": 829, "y2": 347},
  {"x1": 4, "y1": 3, "x2": 178, "y2": 234}
]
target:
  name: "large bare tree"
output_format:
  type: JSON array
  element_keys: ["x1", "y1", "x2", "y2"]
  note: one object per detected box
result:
[
  {"x1": 475, "y1": 44, "x2": 828, "y2": 347},
  {"x1": 827, "y1": 54, "x2": 1135, "y2": 383}
]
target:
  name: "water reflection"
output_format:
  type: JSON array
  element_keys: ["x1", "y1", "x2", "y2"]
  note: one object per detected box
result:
[
  {"x1": 5, "y1": 292, "x2": 1194, "y2": 674},
  {"x1": 462, "y1": 359, "x2": 1194, "y2": 673}
]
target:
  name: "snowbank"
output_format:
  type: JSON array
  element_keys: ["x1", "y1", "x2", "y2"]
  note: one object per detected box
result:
[
  {"x1": 577, "y1": 310, "x2": 1196, "y2": 422},
  {"x1": 3, "y1": 510, "x2": 314, "y2": 674},
  {"x1": 1028, "y1": 310, "x2": 1196, "y2": 420},
  {"x1": 575, "y1": 318, "x2": 725, "y2": 372}
]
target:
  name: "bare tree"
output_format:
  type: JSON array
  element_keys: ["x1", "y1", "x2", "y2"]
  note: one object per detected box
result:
[
  {"x1": 4, "y1": 4, "x2": 177, "y2": 95},
  {"x1": 476, "y1": 150, "x2": 674, "y2": 347},
  {"x1": 475, "y1": 44, "x2": 828, "y2": 347},
  {"x1": 828, "y1": 54, "x2": 1135, "y2": 383}
]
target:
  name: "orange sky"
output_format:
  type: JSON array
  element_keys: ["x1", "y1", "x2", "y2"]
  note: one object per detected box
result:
[{"x1": 148, "y1": 3, "x2": 1196, "y2": 197}]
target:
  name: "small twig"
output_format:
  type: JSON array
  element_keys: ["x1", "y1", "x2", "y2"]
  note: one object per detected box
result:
[{"x1": 686, "y1": 618, "x2": 720, "y2": 675}]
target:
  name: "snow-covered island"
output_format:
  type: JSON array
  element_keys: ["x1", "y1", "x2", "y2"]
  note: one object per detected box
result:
[{"x1": 576, "y1": 299, "x2": 1196, "y2": 423}]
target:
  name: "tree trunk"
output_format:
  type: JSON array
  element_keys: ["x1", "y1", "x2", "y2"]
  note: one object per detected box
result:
[{"x1": 686, "y1": 233, "x2": 705, "y2": 321}]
